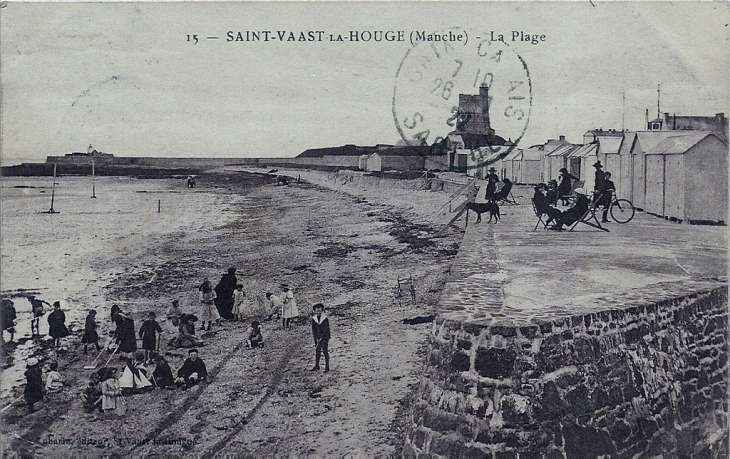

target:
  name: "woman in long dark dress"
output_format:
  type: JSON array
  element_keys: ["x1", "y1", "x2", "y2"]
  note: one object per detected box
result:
[
  {"x1": 47, "y1": 301, "x2": 69, "y2": 348},
  {"x1": 214, "y1": 267, "x2": 237, "y2": 321}
]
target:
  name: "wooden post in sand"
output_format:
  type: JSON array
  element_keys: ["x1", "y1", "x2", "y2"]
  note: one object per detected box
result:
[
  {"x1": 158, "y1": 199, "x2": 161, "y2": 213},
  {"x1": 43, "y1": 163, "x2": 60, "y2": 214},
  {"x1": 90, "y1": 158, "x2": 97, "y2": 198}
]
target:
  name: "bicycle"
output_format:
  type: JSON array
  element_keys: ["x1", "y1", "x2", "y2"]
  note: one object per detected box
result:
[
  {"x1": 593, "y1": 191, "x2": 635, "y2": 224},
  {"x1": 609, "y1": 195, "x2": 635, "y2": 223}
]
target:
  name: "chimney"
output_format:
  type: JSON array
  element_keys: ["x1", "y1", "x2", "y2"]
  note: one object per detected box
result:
[
  {"x1": 479, "y1": 83, "x2": 489, "y2": 97},
  {"x1": 717, "y1": 113, "x2": 725, "y2": 119},
  {"x1": 559, "y1": 135, "x2": 565, "y2": 141}
]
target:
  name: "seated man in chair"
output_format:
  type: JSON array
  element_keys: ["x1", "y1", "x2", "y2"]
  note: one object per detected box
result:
[
  {"x1": 532, "y1": 184, "x2": 561, "y2": 226},
  {"x1": 549, "y1": 188, "x2": 591, "y2": 231}
]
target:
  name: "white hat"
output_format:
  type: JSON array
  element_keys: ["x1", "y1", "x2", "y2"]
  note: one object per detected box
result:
[
  {"x1": 574, "y1": 188, "x2": 586, "y2": 195},
  {"x1": 26, "y1": 357, "x2": 39, "y2": 367}
]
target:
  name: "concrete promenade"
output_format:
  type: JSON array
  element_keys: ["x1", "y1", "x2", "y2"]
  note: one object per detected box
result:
[{"x1": 438, "y1": 185, "x2": 728, "y2": 326}]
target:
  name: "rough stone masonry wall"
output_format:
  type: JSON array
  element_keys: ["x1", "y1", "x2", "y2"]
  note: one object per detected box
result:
[{"x1": 404, "y1": 286, "x2": 729, "y2": 458}]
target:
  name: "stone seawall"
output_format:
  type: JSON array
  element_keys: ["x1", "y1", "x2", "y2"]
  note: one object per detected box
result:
[{"x1": 403, "y1": 282, "x2": 728, "y2": 458}]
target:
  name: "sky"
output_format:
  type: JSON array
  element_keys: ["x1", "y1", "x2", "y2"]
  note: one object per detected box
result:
[{"x1": 1, "y1": 2, "x2": 728, "y2": 165}]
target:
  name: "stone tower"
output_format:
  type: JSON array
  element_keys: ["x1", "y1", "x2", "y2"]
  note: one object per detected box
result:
[{"x1": 456, "y1": 84, "x2": 495, "y2": 137}]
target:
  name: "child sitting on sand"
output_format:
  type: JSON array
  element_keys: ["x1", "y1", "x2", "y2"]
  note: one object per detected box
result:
[
  {"x1": 82, "y1": 372, "x2": 103, "y2": 412},
  {"x1": 101, "y1": 368, "x2": 125, "y2": 416},
  {"x1": 45, "y1": 361, "x2": 65, "y2": 393},
  {"x1": 152, "y1": 355, "x2": 176, "y2": 389},
  {"x1": 246, "y1": 321, "x2": 264, "y2": 348}
]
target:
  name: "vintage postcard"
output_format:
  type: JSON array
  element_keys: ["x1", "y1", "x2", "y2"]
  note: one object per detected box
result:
[{"x1": 1, "y1": 2, "x2": 728, "y2": 457}]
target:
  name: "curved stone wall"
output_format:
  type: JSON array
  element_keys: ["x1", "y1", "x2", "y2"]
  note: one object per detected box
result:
[{"x1": 403, "y1": 282, "x2": 728, "y2": 457}]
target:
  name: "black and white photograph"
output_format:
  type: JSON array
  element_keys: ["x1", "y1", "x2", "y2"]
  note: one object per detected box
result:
[{"x1": 1, "y1": 2, "x2": 728, "y2": 457}]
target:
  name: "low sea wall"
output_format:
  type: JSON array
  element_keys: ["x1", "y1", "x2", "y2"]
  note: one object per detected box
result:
[
  {"x1": 403, "y1": 205, "x2": 730, "y2": 459},
  {"x1": 403, "y1": 225, "x2": 729, "y2": 459}
]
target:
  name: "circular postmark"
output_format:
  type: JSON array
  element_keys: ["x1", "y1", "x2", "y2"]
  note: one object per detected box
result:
[{"x1": 393, "y1": 28, "x2": 532, "y2": 171}]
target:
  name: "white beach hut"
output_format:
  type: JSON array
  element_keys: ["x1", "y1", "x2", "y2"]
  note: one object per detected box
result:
[{"x1": 643, "y1": 132, "x2": 727, "y2": 223}]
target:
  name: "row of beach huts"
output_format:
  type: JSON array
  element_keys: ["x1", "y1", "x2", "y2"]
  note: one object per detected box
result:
[{"x1": 450, "y1": 128, "x2": 727, "y2": 224}]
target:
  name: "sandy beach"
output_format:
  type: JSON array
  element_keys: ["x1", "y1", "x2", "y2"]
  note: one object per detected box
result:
[{"x1": 1, "y1": 169, "x2": 464, "y2": 456}]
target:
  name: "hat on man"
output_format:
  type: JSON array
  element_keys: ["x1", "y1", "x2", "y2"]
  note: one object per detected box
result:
[
  {"x1": 574, "y1": 188, "x2": 586, "y2": 195},
  {"x1": 227, "y1": 267, "x2": 237, "y2": 274},
  {"x1": 559, "y1": 168, "x2": 569, "y2": 173},
  {"x1": 26, "y1": 357, "x2": 39, "y2": 367},
  {"x1": 488, "y1": 167, "x2": 497, "y2": 172},
  {"x1": 593, "y1": 161, "x2": 603, "y2": 168}
]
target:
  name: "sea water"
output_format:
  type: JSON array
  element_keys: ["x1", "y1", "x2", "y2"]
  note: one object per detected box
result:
[{"x1": 1, "y1": 175, "x2": 251, "y2": 398}]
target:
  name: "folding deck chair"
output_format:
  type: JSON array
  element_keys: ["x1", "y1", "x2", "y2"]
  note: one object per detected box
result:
[
  {"x1": 531, "y1": 199, "x2": 550, "y2": 230},
  {"x1": 493, "y1": 179, "x2": 519, "y2": 206},
  {"x1": 569, "y1": 193, "x2": 609, "y2": 232}
]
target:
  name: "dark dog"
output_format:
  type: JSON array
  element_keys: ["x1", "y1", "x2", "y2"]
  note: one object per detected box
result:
[{"x1": 465, "y1": 201, "x2": 501, "y2": 224}]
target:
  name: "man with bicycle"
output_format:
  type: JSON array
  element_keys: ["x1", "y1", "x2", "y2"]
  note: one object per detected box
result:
[{"x1": 597, "y1": 171, "x2": 616, "y2": 223}]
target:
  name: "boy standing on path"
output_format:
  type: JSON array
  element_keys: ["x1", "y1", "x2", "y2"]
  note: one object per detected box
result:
[{"x1": 310, "y1": 303, "x2": 330, "y2": 372}]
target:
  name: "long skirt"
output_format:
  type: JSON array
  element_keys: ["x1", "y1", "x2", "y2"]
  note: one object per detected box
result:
[{"x1": 199, "y1": 301, "x2": 220, "y2": 322}]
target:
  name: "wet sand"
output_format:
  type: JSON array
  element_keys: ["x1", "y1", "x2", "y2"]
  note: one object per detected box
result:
[{"x1": 1, "y1": 170, "x2": 464, "y2": 456}]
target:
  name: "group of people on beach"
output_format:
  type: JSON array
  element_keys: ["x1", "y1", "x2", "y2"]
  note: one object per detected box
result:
[
  {"x1": 7, "y1": 265, "x2": 332, "y2": 415},
  {"x1": 532, "y1": 161, "x2": 616, "y2": 231},
  {"x1": 2, "y1": 297, "x2": 71, "y2": 347}
]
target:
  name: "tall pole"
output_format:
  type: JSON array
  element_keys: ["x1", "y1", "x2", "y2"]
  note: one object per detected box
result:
[
  {"x1": 45, "y1": 163, "x2": 59, "y2": 214},
  {"x1": 622, "y1": 90, "x2": 626, "y2": 131},
  {"x1": 657, "y1": 84, "x2": 661, "y2": 119},
  {"x1": 91, "y1": 158, "x2": 97, "y2": 198}
]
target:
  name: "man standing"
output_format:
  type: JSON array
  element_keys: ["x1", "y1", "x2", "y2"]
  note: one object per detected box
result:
[
  {"x1": 310, "y1": 303, "x2": 331, "y2": 372},
  {"x1": 593, "y1": 161, "x2": 605, "y2": 200},
  {"x1": 484, "y1": 167, "x2": 499, "y2": 200},
  {"x1": 599, "y1": 171, "x2": 616, "y2": 223},
  {"x1": 176, "y1": 349, "x2": 208, "y2": 388}
]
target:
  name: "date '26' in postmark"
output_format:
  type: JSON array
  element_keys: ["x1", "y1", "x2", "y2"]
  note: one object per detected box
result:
[{"x1": 392, "y1": 28, "x2": 532, "y2": 170}]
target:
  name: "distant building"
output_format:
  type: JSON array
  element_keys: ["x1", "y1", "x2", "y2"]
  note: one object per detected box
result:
[
  {"x1": 298, "y1": 144, "x2": 437, "y2": 171},
  {"x1": 647, "y1": 113, "x2": 728, "y2": 143},
  {"x1": 583, "y1": 129, "x2": 624, "y2": 145}
]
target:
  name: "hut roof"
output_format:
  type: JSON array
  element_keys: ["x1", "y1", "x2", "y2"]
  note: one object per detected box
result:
[
  {"x1": 634, "y1": 131, "x2": 684, "y2": 153},
  {"x1": 502, "y1": 149, "x2": 523, "y2": 161},
  {"x1": 547, "y1": 144, "x2": 577, "y2": 157},
  {"x1": 618, "y1": 132, "x2": 637, "y2": 156},
  {"x1": 568, "y1": 143, "x2": 598, "y2": 158},
  {"x1": 597, "y1": 137, "x2": 622, "y2": 154},
  {"x1": 645, "y1": 132, "x2": 713, "y2": 155}
]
